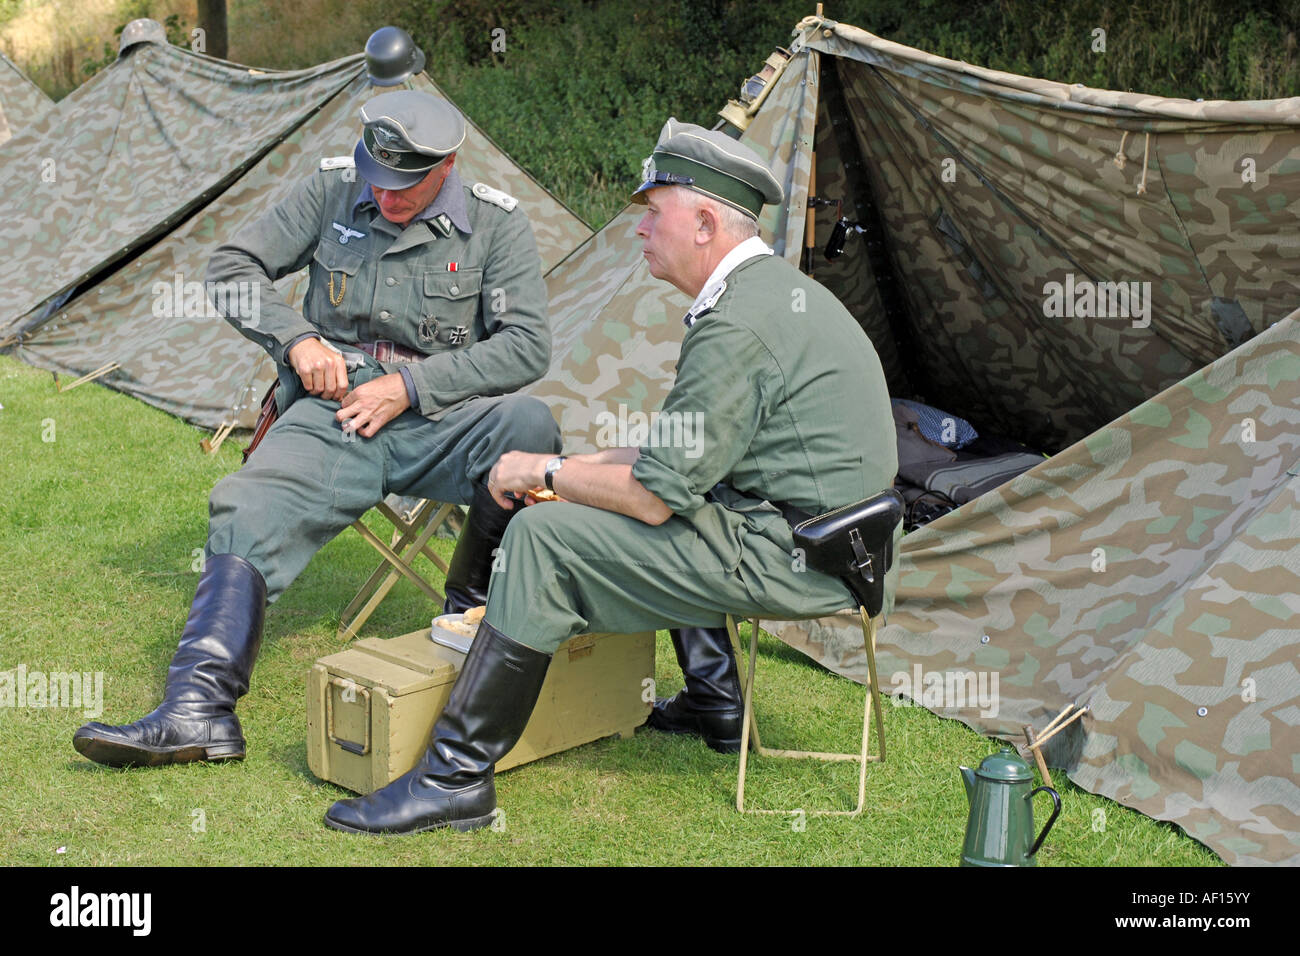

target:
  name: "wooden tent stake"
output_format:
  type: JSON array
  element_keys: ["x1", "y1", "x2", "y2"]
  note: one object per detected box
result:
[
  {"x1": 1023, "y1": 724, "x2": 1053, "y2": 787},
  {"x1": 1037, "y1": 702, "x2": 1074, "y2": 738},
  {"x1": 200, "y1": 421, "x2": 236, "y2": 455},
  {"x1": 57, "y1": 362, "x2": 120, "y2": 392},
  {"x1": 1029, "y1": 706, "x2": 1088, "y2": 753}
]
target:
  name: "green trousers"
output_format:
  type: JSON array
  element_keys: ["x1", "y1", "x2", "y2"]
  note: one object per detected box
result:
[
  {"x1": 206, "y1": 362, "x2": 561, "y2": 602},
  {"x1": 483, "y1": 500, "x2": 864, "y2": 654}
]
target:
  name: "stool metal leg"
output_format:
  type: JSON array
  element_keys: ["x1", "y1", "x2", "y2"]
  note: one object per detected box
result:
[
  {"x1": 733, "y1": 608, "x2": 886, "y2": 817},
  {"x1": 726, "y1": 614, "x2": 763, "y2": 753},
  {"x1": 733, "y1": 614, "x2": 757, "y2": 813},
  {"x1": 860, "y1": 606, "x2": 887, "y2": 762}
]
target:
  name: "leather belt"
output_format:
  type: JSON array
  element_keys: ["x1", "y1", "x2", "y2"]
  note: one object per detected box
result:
[
  {"x1": 355, "y1": 339, "x2": 423, "y2": 364},
  {"x1": 775, "y1": 500, "x2": 812, "y2": 527},
  {"x1": 705, "y1": 484, "x2": 812, "y2": 526}
]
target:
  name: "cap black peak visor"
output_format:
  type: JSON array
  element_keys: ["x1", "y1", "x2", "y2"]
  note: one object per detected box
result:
[{"x1": 353, "y1": 128, "x2": 447, "y2": 190}]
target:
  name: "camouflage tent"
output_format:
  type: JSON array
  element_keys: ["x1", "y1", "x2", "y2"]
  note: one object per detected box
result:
[
  {"x1": 528, "y1": 17, "x2": 1300, "y2": 865},
  {"x1": 0, "y1": 50, "x2": 52, "y2": 145},
  {"x1": 0, "y1": 35, "x2": 361, "y2": 344},
  {"x1": 2, "y1": 30, "x2": 592, "y2": 429}
]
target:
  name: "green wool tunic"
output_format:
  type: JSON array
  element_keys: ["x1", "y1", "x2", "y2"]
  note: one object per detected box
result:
[
  {"x1": 484, "y1": 252, "x2": 898, "y2": 652},
  {"x1": 202, "y1": 164, "x2": 561, "y2": 601}
]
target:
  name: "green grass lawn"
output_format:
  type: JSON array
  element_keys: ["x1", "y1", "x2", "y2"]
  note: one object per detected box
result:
[{"x1": 0, "y1": 355, "x2": 1220, "y2": 866}]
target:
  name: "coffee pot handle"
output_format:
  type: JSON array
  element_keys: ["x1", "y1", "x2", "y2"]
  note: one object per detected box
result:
[{"x1": 1027, "y1": 785, "x2": 1061, "y2": 857}]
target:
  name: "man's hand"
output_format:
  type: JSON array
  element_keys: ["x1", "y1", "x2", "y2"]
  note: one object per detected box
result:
[
  {"x1": 336, "y1": 373, "x2": 410, "y2": 438},
  {"x1": 288, "y1": 336, "x2": 349, "y2": 402},
  {"x1": 486, "y1": 451, "x2": 547, "y2": 508},
  {"x1": 483, "y1": 447, "x2": 641, "y2": 505},
  {"x1": 486, "y1": 449, "x2": 672, "y2": 525}
]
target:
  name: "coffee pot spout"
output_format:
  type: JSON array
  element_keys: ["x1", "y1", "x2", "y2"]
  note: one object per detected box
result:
[{"x1": 960, "y1": 765, "x2": 975, "y2": 804}]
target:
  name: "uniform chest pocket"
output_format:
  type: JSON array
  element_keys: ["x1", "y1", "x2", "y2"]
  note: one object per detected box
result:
[
  {"x1": 308, "y1": 242, "x2": 366, "y2": 314},
  {"x1": 313, "y1": 241, "x2": 366, "y2": 276},
  {"x1": 421, "y1": 268, "x2": 483, "y2": 347}
]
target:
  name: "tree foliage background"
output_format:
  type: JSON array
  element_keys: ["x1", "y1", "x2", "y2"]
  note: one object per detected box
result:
[{"x1": 2, "y1": 0, "x2": 1297, "y2": 223}]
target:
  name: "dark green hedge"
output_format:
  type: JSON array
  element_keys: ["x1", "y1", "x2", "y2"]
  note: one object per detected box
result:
[{"x1": 386, "y1": 0, "x2": 1299, "y2": 225}]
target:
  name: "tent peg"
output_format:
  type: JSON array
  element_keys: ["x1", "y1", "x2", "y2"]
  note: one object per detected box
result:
[{"x1": 56, "y1": 362, "x2": 120, "y2": 392}]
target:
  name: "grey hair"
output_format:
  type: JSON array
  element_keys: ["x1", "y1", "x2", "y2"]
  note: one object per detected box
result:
[
  {"x1": 678, "y1": 188, "x2": 760, "y2": 240},
  {"x1": 710, "y1": 199, "x2": 760, "y2": 240}
]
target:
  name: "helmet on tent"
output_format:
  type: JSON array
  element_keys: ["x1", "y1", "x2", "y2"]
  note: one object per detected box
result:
[
  {"x1": 365, "y1": 26, "x2": 425, "y2": 87},
  {"x1": 118, "y1": 18, "x2": 167, "y2": 55}
]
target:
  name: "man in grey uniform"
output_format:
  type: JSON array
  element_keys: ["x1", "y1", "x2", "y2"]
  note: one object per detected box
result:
[
  {"x1": 323, "y1": 119, "x2": 897, "y2": 835},
  {"x1": 73, "y1": 90, "x2": 561, "y2": 768}
]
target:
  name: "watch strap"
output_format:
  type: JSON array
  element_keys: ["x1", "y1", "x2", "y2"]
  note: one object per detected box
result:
[{"x1": 544, "y1": 456, "x2": 566, "y2": 492}]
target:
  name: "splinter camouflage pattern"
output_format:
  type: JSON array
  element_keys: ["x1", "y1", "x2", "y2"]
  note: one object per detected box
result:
[
  {"x1": 0, "y1": 51, "x2": 51, "y2": 146},
  {"x1": 5, "y1": 42, "x2": 592, "y2": 428},
  {"x1": 0, "y1": 37, "x2": 362, "y2": 340},
  {"x1": 784, "y1": 19, "x2": 1297, "y2": 866},
  {"x1": 779, "y1": 308, "x2": 1300, "y2": 867},
  {"x1": 538, "y1": 18, "x2": 1299, "y2": 865},
  {"x1": 807, "y1": 20, "x2": 1300, "y2": 453}
]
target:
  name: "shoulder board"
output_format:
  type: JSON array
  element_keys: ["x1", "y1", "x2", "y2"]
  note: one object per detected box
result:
[
  {"x1": 471, "y1": 182, "x2": 518, "y2": 212},
  {"x1": 320, "y1": 156, "x2": 355, "y2": 171}
]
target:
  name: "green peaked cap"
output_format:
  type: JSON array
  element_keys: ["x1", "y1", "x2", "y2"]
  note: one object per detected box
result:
[{"x1": 632, "y1": 117, "x2": 784, "y2": 219}]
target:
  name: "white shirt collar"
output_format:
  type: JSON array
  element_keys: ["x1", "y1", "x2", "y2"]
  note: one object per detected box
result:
[{"x1": 684, "y1": 235, "x2": 773, "y2": 326}]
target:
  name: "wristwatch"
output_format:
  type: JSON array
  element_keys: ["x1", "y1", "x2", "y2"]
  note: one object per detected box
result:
[{"x1": 544, "y1": 456, "x2": 566, "y2": 492}]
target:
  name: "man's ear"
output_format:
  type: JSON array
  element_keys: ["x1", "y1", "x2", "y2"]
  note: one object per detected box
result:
[
  {"x1": 695, "y1": 202, "x2": 718, "y2": 245},
  {"x1": 443, "y1": 152, "x2": 457, "y2": 171}
]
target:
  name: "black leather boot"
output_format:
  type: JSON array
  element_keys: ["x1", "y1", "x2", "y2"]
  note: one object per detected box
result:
[
  {"x1": 72, "y1": 553, "x2": 265, "y2": 767},
  {"x1": 442, "y1": 481, "x2": 521, "y2": 614},
  {"x1": 323, "y1": 620, "x2": 551, "y2": 835},
  {"x1": 645, "y1": 626, "x2": 744, "y2": 753}
]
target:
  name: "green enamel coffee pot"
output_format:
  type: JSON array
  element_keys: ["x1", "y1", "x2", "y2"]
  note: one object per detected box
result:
[{"x1": 960, "y1": 747, "x2": 1061, "y2": 867}]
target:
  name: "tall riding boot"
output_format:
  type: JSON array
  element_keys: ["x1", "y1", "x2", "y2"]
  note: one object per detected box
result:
[
  {"x1": 72, "y1": 553, "x2": 266, "y2": 767},
  {"x1": 324, "y1": 620, "x2": 551, "y2": 835},
  {"x1": 645, "y1": 626, "x2": 744, "y2": 753},
  {"x1": 442, "y1": 482, "x2": 521, "y2": 614}
]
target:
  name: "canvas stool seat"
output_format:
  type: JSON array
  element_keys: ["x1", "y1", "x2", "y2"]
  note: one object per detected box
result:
[
  {"x1": 730, "y1": 488, "x2": 903, "y2": 817},
  {"x1": 337, "y1": 496, "x2": 464, "y2": 640}
]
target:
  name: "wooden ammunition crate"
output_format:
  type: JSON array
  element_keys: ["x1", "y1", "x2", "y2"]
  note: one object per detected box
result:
[{"x1": 307, "y1": 629, "x2": 654, "y2": 794}]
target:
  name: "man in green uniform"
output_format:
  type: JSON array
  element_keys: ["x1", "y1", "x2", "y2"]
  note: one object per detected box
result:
[
  {"x1": 73, "y1": 90, "x2": 561, "y2": 768},
  {"x1": 324, "y1": 118, "x2": 898, "y2": 835}
]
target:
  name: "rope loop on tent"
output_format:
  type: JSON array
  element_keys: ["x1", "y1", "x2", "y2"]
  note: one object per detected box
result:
[
  {"x1": 1112, "y1": 130, "x2": 1152, "y2": 194},
  {"x1": 1113, "y1": 130, "x2": 1130, "y2": 168},
  {"x1": 1136, "y1": 132, "x2": 1152, "y2": 195}
]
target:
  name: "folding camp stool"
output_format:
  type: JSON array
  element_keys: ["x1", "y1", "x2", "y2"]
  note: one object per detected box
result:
[
  {"x1": 730, "y1": 489, "x2": 904, "y2": 817},
  {"x1": 336, "y1": 496, "x2": 464, "y2": 640},
  {"x1": 240, "y1": 384, "x2": 469, "y2": 642}
]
